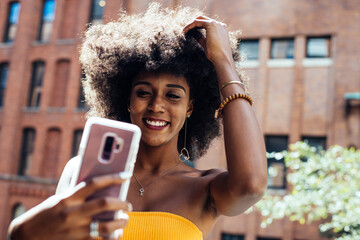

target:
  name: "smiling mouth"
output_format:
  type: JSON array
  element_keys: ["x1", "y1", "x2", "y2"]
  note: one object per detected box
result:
[{"x1": 143, "y1": 118, "x2": 169, "y2": 128}]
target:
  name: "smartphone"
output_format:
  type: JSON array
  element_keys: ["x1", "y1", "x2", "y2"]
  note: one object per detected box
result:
[{"x1": 71, "y1": 117, "x2": 141, "y2": 222}]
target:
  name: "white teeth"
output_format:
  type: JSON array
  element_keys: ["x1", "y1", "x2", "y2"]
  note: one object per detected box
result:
[{"x1": 146, "y1": 119, "x2": 167, "y2": 127}]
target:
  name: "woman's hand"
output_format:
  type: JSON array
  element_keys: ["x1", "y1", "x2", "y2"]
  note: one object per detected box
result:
[
  {"x1": 8, "y1": 173, "x2": 132, "y2": 240},
  {"x1": 183, "y1": 16, "x2": 234, "y2": 66}
]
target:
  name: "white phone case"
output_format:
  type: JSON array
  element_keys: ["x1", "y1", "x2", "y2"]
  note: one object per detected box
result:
[{"x1": 71, "y1": 117, "x2": 141, "y2": 221}]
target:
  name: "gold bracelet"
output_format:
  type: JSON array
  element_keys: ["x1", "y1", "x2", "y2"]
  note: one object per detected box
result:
[
  {"x1": 215, "y1": 93, "x2": 253, "y2": 118},
  {"x1": 220, "y1": 80, "x2": 245, "y2": 92}
]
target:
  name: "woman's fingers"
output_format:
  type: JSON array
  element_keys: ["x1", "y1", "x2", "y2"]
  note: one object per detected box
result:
[
  {"x1": 98, "y1": 214, "x2": 129, "y2": 238},
  {"x1": 77, "y1": 198, "x2": 132, "y2": 218},
  {"x1": 183, "y1": 18, "x2": 212, "y2": 34},
  {"x1": 183, "y1": 16, "x2": 231, "y2": 64},
  {"x1": 68, "y1": 172, "x2": 132, "y2": 203}
]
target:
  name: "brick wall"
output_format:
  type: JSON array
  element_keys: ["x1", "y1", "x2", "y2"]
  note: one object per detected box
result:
[{"x1": 0, "y1": 0, "x2": 359, "y2": 239}]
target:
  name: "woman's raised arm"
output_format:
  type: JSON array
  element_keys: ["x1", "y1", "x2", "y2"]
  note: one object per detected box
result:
[{"x1": 184, "y1": 16, "x2": 268, "y2": 216}]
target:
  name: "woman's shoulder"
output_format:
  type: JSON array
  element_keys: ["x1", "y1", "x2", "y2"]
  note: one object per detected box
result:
[{"x1": 181, "y1": 164, "x2": 226, "y2": 181}]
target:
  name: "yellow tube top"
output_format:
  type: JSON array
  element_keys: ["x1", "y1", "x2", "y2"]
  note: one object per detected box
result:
[{"x1": 122, "y1": 212, "x2": 203, "y2": 240}]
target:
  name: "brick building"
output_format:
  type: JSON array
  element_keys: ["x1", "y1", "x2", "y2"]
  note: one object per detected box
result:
[{"x1": 0, "y1": 0, "x2": 359, "y2": 239}]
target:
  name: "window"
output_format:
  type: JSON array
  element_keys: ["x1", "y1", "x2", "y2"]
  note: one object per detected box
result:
[
  {"x1": 265, "y1": 136, "x2": 288, "y2": 189},
  {"x1": 3, "y1": 2, "x2": 21, "y2": 43},
  {"x1": 77, "y1": 72, "x2": 89, "y2": 110},
  {"x1": 72, "y1": 129, "x2": 83, "y2": 157},
  {"x1": 271, "y1": 38, "x2": 294, "y2": 59},
  {"x1": 11, "y1": 203, "x2": 26, "y2": 220},
  {"x1": 306, "y1": 37, "x2": 330, "y2": 58},
  {"x1": 302, "y1": 136, "x2": 326, "y2": 150},
  {"x1": 222, "y1": 233, "x2": 245, "y2": 240},
  {"x1": 89, "y1": 0, "x2": 106, "y2": 25},
  {"x1": 38, "y1": 0, "x2": 56, "y2": 42},
  {"x1": 27, "y1": 61, "x2": 45, "y2": 107},
  {"x1": 239, "y1": 39, "x2": 259, "y2": 60},
  {"x1": 18, "y1": 128, "x2": 36, "y2": 176},
  {"x1": 0, "y1": 63, "x2": 9, "y2": 107}
]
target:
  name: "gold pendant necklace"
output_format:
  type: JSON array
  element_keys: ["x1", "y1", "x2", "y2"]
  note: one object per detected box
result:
[{"x1": 133, "y1": 160, "x2": 182, "y2": 197}]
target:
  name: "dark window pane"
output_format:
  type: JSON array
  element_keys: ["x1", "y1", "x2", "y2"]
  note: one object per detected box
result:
[
  {"x1": 221, "y1": 233, "x2": 245, "y2": 240},
  {"x1": 78, "y1": 73, "x2": 89, "y2": 110},
  {"x1": 27, "y1": 61, "x2": 45, "y2": 107},
  {"x1": 0, "y1": 63, "x2": 9, "y2": 107},
  {"x1": 306, "y1": 37, "x2": 330, "y2": 58},
  {"x1": 72, "y1": 129, "x2": 83, "y2": 157},
  {"x1": 265, "y1": 135, "x2": 288, "y2": 189},
  {"x1": 271, "y1": 39, "x2": 294, "y2": 59},
  {"x1": 301, "y1": 136, "x2": 326, "y2": 150},
  {"x1": 239, "y1": 39, "x2": 259, "y2": 60},
  {"x1": 12, "y1": 203, "x2": 26, "y2": 220},
  {"x1": 90, "y1": 0, "x2": 106, "y2": 25},
  {"x1": 18, "y1": 128, "x2": 36, "y2": 176},
  {"x1": 38, "y1": 0, "x2": 56, "y2": 42},
  {"x1": 3, "y1": 2, "x2": 21, "y2": 43}
]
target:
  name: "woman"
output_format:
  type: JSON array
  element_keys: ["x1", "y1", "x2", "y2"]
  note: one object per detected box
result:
[{"x1": 8, "y1": 4, "x2": 267, "y2": 240}]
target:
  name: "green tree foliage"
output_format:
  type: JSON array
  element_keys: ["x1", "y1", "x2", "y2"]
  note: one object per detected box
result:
[{"x1": 250, "y1": 142, "x2": 360, "y2": 240}]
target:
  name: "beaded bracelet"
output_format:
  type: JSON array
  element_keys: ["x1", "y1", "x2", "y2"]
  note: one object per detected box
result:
[{"x1": 215, "y1": 93, "x2": 253, "y2": 118}]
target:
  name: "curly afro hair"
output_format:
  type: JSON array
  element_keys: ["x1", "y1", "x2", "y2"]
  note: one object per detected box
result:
[{"x1": 80, "y1": 3, "x2": 245, "y2": 160}]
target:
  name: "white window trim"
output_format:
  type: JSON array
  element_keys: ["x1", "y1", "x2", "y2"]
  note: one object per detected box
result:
[
  {"x1": 238, "y1": 60, "x2": 259, "y2": 68},
  {"x1": 267, "y1": 59, "x2": 295, "y2": 68},
  {"x1": 302, "y1": 58, "x2": 333, "y2": 67}
]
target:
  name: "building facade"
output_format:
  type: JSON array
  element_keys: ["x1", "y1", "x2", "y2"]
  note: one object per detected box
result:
[{"x1": 0, "y1": 0, "x2": 359, "y2": 239}]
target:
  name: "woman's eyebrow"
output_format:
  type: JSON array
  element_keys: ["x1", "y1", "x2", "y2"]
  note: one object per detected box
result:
[
  {"x1": 166, "y1": 84, "x2": 186, "y2": 93},
  {"x1": 133, "y1": 81, "x2": 151, "y2": 87}
]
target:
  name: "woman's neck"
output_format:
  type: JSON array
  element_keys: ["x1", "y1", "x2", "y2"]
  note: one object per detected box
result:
[{"x1": 135, "y1": 141, "x2": 180, "y2": 173}]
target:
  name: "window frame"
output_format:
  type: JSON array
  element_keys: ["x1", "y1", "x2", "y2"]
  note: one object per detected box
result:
[
  {"x1": 306, "y1": 36, "x2": 331, "y2": 58},
  {"x1": 89, "y1": 0, "x2": 106, "y2": 25},
  {"x1": 221, "y1": 233, "x2": 245, "y2": 240},
  {"x1": 3, "y1": 2, "x2": 21, "y2": 43},
  {"x1": 270, "y1": 38, "x2": 295, "y2": 59},
  {"x1": 0, "y1": 63, "x2": 9, "y2": 107},
  {"x1": 72, "y1": 129, "x2": 83, "y2": 157},
  {"x1": 27, "y1": 61, "x2": 45, "y2": 108},
  {"x1": 37, "y1": 0, "x2": 56, "y2": 42},
  {"x1": 265, "y1": 135, "x2": 289, "y2": 189},
  {"x1": 301, "y1": 136, "x2": 327, "y2": 150},
  {"x1": 11, "y1": 203, "x2": 26, "y2": 220},
  {"x1": 238, "y1": 39, "x2": 259, "y2": 60},
  {"x1": 18, "y1": 128, "x2": 36, "y2": 176}
]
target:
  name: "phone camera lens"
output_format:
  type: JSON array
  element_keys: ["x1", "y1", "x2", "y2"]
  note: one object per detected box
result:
[{"x1": 102, "y1": 136, "x2": 114, "y2": 160}]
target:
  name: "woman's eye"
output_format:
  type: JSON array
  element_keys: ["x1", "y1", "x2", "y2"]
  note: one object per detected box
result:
[
  {"x1": 167, "y1": 93, "x2": 181, "y2": 99},
  {"x1": 136, "y1": 90, "x2": 151, "y2": 97}
]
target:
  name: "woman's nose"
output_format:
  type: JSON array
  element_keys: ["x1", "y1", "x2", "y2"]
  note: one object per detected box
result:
[{"x1": 147, "y1": 95, "x2": 165, "y2": 113}]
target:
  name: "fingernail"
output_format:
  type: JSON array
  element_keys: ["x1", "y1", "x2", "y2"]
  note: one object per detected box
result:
[
  {"x1": 118, "y1": 172, "x2": 132, "y2": 179},
  {"x1": 127, "y1": 203, "x2": 133, "y2": 212},
  {"x1": 118, "y1": 212, "x2": 129, "y2": 220},
  {"x1": 113, "y1": 229, "x2": 124, "y2": 238}
]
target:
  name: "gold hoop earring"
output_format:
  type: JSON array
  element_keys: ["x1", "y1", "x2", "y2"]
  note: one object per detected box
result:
[
  {"x1": 179, "y1": 116, "x2": 190, "y2": 161},
  {"x1": 128, "y1": 107, "x2": 131, "y2": 112}
]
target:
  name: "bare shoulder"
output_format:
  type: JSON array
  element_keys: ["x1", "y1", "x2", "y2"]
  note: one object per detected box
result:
[
  {"x1": 180, "y1": 165, "x2": 227, "y2": 192},
  {"x1": 196, "y1": 167, "x2": 227, "y2": 181},
  {"x1": 55, "y1": 156, "x2": 81, "y2": 195}
]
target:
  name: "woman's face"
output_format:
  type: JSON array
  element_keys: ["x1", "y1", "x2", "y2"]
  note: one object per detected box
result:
[{"x1": 129, "y1": 72, "x2": 193, "y2": 148}]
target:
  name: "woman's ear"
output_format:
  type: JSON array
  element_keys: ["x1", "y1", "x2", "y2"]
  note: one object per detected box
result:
[{"x1": 187, "y1": 100, "x2": 194, "y2": 117}]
